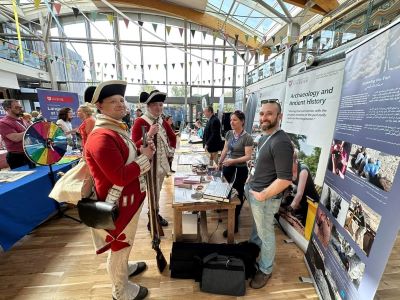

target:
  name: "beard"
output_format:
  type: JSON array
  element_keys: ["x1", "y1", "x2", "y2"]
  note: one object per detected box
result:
[{"x1": 261, "y1": 118, "x2": 278, "y2": 131}]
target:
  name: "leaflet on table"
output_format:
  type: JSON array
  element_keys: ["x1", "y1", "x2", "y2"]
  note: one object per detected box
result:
[
  {"x1": 174, "y1": 188, "x2": 217, "y2": 204},
  {"x1": 0, "y1": 171, "x2": 35, "y2": 182},
  {"x1": 178, "y1": 154, "x2": 209, "y2": 165}
]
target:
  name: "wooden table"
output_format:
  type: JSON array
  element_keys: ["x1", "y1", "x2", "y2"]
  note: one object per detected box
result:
[{"x1": 172, "y1": 197, "x2": 240, "y2": 244}]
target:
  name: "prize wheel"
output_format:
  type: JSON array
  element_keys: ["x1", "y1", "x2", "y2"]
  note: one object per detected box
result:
[{"x1": 23, "y1": 121, "x2": 68, "y2": 166}]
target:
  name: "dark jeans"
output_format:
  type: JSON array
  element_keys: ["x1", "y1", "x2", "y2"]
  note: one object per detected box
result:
[
  {"x1": 222, "y1": 165, "x2": 249, "y2": 229},
  {"x1": 6, "y1": 152, "x2": 34, "y2": 169}
]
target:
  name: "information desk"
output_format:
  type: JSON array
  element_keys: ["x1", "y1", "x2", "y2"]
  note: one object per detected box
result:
[
  {"x1": 0, "y1": 161, "x2": 77, "y2": 251},
  {"x1": 173, "y1": 197, "x2": 240, "y2": 244}
]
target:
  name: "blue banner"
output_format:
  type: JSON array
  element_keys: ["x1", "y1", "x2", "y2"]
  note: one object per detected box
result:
[
  {"x1": 37, "y1": 89, "x2": 81, "y2": 128},
  {"x1": 305, "y1": 20, "x2": 400, "y2": 300}
]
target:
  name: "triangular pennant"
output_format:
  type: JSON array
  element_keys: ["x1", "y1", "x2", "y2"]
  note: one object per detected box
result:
[
  {"x1": 50, "y1": 58, "x2": 54, "y2": 63},
  {"x1": 164, "y1": 64, "x2": 167, "y2": 69},
  {"x1": 123, "y1": 18, "x2": 129, "y2": 28},
  {"x1": 96, "y1": 72, "x2": 100, "y2": 76},
  {"x1": 97, "y1": 62, "x2": 100, "y2": 68},
  {"x1": 53, "y1": 3, "x2": 61, "y2": 15},
  {"x1": 228, "y1": 77, "x2": 230, "y2": 81},
  {"x1": 148, "y1": 65, "x2": 151, "y2": 70},
  {"x1": 223, "y1": 57, "x2": 227, "y2": 64},
  {"x1": 212, "y1": 31, "x2": 218, "y2": 40},
  {"x1": 197, "y1": 61, "x2": 201, "y2": 67},
  {"x1": 151, "y1": 80, "x2": 153, "y2": 84},
  {"x1": 34, "y1": 0, "x2": 41, "y2": 9},
  {"x1": 134, "y1": 65, "x2": 137, "y2": 70},
  {"x1": 138, "y1": 21, "x2": 143, "y2": 27},
  {"x1": 111, "y1": 75, "x2": 114, "y2": 79},
  {"x1": 156, "y1": 64, "x2": 159, "y2": 70},
  {"x1": 244, "y1": 34, "x2": 249, "y2": 42},
  {"x1": 83, "y1": 60, "x2": 86, "y2": 66},
  {"x1": 55, "y1": 55, "x2": 58, "y2": 61},
  {"x1": 180, "y1": 63, "x2": 184, "y2": 69},
  {"x1": 166, "y1": 26, "x2": 171, "y2": 35},
  {"x1": 202, "y1": 31, "x2": 207, "y2": 39},
  {"x1": 72, "y1": 7, "x2": 79, "y2": 18},
  {"x1": 208, "y1": 80, "x2": 210, "y2": 84},
  {"x1": 140, "y1": 65, "x2": 144, "y2": 70},
  {"x1": 206, "y1": 60, "x2": 209, "y2": 65},
  {"x1": 254, "y1": 35, "x2": 258, "y2": 43},
  {"x1": 112, "y1": 63, "x2": 115, "y2": 69},
  {"x1": 202, "y1": 81, "x2": 205, "y2": 84},
  {"x1": 152, "y1": 23, "x2": 158, "y2": 32},
  {"x1": 107, "y1": 15, "x2": 114, "y2": 25},
  {"x1": 218, "y1": 79, "x2": 221, "y2": 83},
  {"x1": 215, "y1": 58, "x2": 218, "y2": 63},
  {"x1": 126, "y1": 64, "x2": 130, "y2": 69},
  {"x1": 178, "y1": 28, "x2": 183, "y2": 37},
  {"x1": 272, "y1": 35, "x2": 275, "y2": 43},
  {"x1": 163, "y1": 81, "x2": 165, "y2": 84},
  {"x1": 131, "y1": 78, "x2": 134, "y2": 82},
  {"x1": 189, "y1": 61, "x2": 192, "y2": 67},
  {"x1": 104, "y1": 73, "x2": 107, "y2": 77},
  {"x1": 138, "y1": 79, "x2": 140, "y2": 83},
  {"x1": 104, "y1": 63, "x2": 108, "y2": 68},
  {"x1": 172, "y1": 63, "x2": 175, "y2": 69},
  {"x1": 90, "y1": 11, "x2": 97, "y2": 22},
  {"x1": 235, "y1": 34, "x2": 239, "y2": 46},
  {"x1": 238, "y1": 75, "x2": 240, "y2": 78}
]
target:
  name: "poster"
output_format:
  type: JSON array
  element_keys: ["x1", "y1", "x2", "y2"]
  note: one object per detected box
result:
[
  {"x1": 37, "y1": 89, "x2": 80, "y2": 128},
  {"x1": 305, "y1": 20, "x2": 400, "y2": 300}
]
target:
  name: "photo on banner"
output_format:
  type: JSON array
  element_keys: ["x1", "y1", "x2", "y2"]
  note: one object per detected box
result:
[{"x1": 305, "y1": 19, "x2": 400, "y2": 300}]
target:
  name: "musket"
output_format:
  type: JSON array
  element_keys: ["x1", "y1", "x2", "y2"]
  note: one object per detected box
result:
[{"x1": 142, "y1": 125, "x2": 167, "y2": 272}]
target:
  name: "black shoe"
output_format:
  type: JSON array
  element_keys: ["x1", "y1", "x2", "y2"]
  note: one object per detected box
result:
[
  {"x1": 147, "y1": 222, "x2": 150, "y2": 232},
  {"x1": 158, "y1": 214, "x2": 168, "y2": 227},
  {"x1": 112, "y1": 285, "x2": 148, "y2": 300},
  {"x1": 129, "y1": 262, "x2": 147, "y2": 277},
  {"x1": 223, "y1": 228, "x2": 238, "y2": 238},
  {"x1": 170, "y1": 169, "x2": 176, "y2": 173}
]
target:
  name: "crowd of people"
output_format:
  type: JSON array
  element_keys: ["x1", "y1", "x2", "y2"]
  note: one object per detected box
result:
[{"x1": 0, "y1": 81, "x2": 324, "y2": 299}]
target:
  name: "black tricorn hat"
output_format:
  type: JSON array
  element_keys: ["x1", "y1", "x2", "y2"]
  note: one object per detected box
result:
[
  {"x1": 91, "y1": 80, "x2": 127, "y2": 104},
  {"x1": 84, "y1": 86, "x2": 96, "y2": 103},
  {"x1": 139, "y1": 90, "x2": 167, "y2": 104}
]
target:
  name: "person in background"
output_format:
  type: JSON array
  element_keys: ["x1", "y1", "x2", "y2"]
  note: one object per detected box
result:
[
  {"x1": 194, "y1": 118, "x2": 204, "y2": 138},
  {"x1": 134, "y1": 108, "x2": 143, "y2": 121},
  {"x1": 77, "y1": 104, "x2": 96, "y2": 149},
  {"x1": 30, "y1": 110, "x2": 44, "y2": 123},
  {"x1": 164, "y1": 115, "x2": 174, "y2": 131},
  {"x1": 22, "y1": 113, "x2": 33, "y2": 126},
  {"x1": 218, "y1": 110, "x2": 253, "y2": 237},
  {"x1": 0, "y1": 99, "x2": 32, "y2": 169},
  {"x1": 245, "y1": 100, "x2": 293, "y2": 289},
  {"x1": 131, "y1": 90, "x2": 177, "y2": 230},
  {"x1": 84, "y1": 86, "x2": 97, "y2": 103},
  {"x1": 86, "y1": 80, "x2": 155, "y2": 300},
  {"x1": 203, "y1": 105, "x2": 223, "y2": 165},
  {"x1": 122, "y1": 110, "x2": 132, "y2": 131},
  {"x1": 284, "y1": 149, "x2": 320, "y2": 226},
  {"x1": 56, "y1": 107, "x2": 77, "y2": 150}
]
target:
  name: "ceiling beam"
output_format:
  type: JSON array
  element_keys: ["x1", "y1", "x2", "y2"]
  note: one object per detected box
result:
[
  {"x1": 101, "y1": 0, "x2": 265, "y2": 50},
  {"x1": 253, "y1": 0, "x2": 291, "y2": 23},
  {"x1": 276, "y1": 0, "x2": 292, "y2": 18},
  {"x1": 283, "y1": 0, "x2": 337, "y2": 14}
]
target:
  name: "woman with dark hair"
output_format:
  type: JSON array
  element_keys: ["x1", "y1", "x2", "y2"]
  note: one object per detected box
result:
[
  {"x1": 218, "y1": 110, "x2": 254, "y2": 237},
  {"x1": 56, "y1": 107, "x2": 77, "y2": 150}
]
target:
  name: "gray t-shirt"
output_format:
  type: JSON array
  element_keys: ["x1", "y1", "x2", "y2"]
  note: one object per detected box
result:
[
  {"x1": 249, "y1": 130, "x2": 293, "y2": 192},
  {"x1": 225, "y1": 130, "x2": 254, "y2": 167}
]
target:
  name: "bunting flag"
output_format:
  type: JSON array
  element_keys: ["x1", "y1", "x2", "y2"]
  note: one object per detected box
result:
[
  {"x1": 254, "y1": 35, "x2": 258, "y2": 43},
  {"x1": 148, "y1": 65, "x2": 151, "y2": 70},
  {"x1": 215, "y1": 58, "x2": 218, "y2": 63},
  {"x1": 34, "y1": 0, "x2": 40, "y2": 9},
  {"x1": 11, "y1": 0, "x2": 23, "y2": 62},
  {"x1": 111, "y1": 75, "x2": 114, "y2": 79},
  {"x1": 172, "y1": 63, "x2": 175, "y2": 69},
  {"x1": 83, "y1": 60, "x2": 86, "y2": 66},
  {"x1": 138, "y1": 79, "x2": 140, "y2": 83},
  {"x1": 180, "y1": 63, "x2": 184, "y2": 69},
  {"x1": 156, "y1": 64, "x2": 159, "y2": 70},
  {"x1": 138, "y1": 21, "x2": 143, "y2": 27},
  {"x1": 112, "y1": 63, "x2": 115, "y2": 69},
  {"x1": 157, "y1": 81, "x2": 159, "y2": 84},
  {"x1": 166, "y1": 25, "x2": 171, "y2": 35},
  {"x1": 164, "y1": 64, "x2": 167, "y2": 69},
  {"x1": 272, "y1": 35, "x2": 275, "y2": 43},
  {"x1": 151, "y1": 80, "x2": 153, "y2": 84},
  {"x1": 202, "y1": 31, "x2": 207, "y2": 39},
  {"x1": 212, "y1": 31, "x2": 218, "y2": 42},
  {"x1": 53, "y1": 2, "x2": 61, "y2": 15},
  {"x1": 104, "y1": 63, "x2": 108, "y2": 68},
  {"x1": 240, "y1": 53, "x2": 245, "y2": 60},
  {"x1": 234, "y1": 34, "x2": 239, "y2": 46},
  {"x1": 72, "y1": 7, "x2": 79, "y2": 18},
  {"x1": 208, "y1": 80, "x2": 210, "y2": 84},
  {"x1": 123, "y1": 18, "x2": 129, "y2": 28},
  {"x1": 244, "y1": 34, "x2": 249, "y2": 42},
  {"x1": 55, "y1": 55, "x2": 59, "y2": 61},
  {"x1": 223, "y1": 57, "x2": 227, "y2": 64},
  {"x1": 90, "y1": 11, "x2": 97, "y2": 22},
  {"x1": 131, "y1": 78, "x2": 134, "y2": 82},
  {"x1": 50, "y1": 58, "x2": 54, "y2": 64},
  {"x1": 107, "y1": 15, "x2": 114, "y2": 25},
  {"x1": 189, "y1": 61, "x2": 192, "y2": 67},
  {"x1": 133, "y1": 65, "x2": 137, "y2": 70},
  {"x1": 152, "y1": 23, "x2": 158, "y2": 32},
  {"x1": 124, "y1": 77, "x2": 127, "y2": 81},
  {"x1": 126, "y1": 64, "x2": 129, "y2": 69},
  {"x1": 238, "y1": 75, "x2": 240, "y2": 78},
  {"x1": 140, "y1": 65, "x2": 143, "y2": 70},
  {"x1": 97, "y1": 62, "x2": 100, "y2": 68},
  {"x1": 96, "y1": 72, "x2": 100, "y2": 76},
  {"x1": 104, "y1": 73, "x2": 107, "y2": 78},
  {"x1": 218, "y1": 79, "x2": 221, "y2": 83},
  {"x1": 228, "y1": 77, "x2": 230, "y2": 81},
  {"x1": 197, "y1": 61, "x2": 201, "y2": 67},
  {"x1": 163, "y1": 81, "x2": 165, "y2": 84},
  {"x1": 206, "y1": 60, "x2": 209, "y2": 66},
  {"x1": 178, "y1": 28, "x2": 183, "y2": 37}
]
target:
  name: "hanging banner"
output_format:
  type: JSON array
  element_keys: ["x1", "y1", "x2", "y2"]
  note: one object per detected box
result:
[
  {"x1": 218, "y1": 94, "x2": 224, "y2": 120},
  {"x1": 305, "y1": 20, "x2": 400, "y2": 300},
  {"x1": 37, "y1": 89, "x2": 81, "y2": 128}
]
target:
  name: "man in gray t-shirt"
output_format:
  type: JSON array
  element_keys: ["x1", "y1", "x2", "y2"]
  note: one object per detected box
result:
[{"x1": 245, "y1": 100, "x2": 293, "y2": 289}]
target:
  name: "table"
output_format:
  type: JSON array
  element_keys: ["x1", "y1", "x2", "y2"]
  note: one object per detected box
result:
[
  {"x1": 173, "y1": 195, "x2": 240, "y2": 244},
  {"x1": 0, "y1": 161, "x2": 77, "y2": 251}
]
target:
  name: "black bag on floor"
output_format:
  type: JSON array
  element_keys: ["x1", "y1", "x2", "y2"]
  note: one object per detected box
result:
[
  {"x1": 170, "y1": 241, "x2": 260, "y2": 280},
  {"x1": 200, "y1": 253, "x2": 246, "y2": 296}
]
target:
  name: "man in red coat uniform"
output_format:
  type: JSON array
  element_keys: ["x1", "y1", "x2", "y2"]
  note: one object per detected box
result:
[
  {"x1": 131, "y1": 90, "x2": 177, "y2": 228},
  {"x1": 85, "y1": 80, "x2": 155, "y2": 300}
]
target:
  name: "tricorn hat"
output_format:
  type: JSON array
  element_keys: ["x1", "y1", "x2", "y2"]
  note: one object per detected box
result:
[
  {"x1": 91, "y1": 80, "x2": 127, "y2": 104},
  {"x1": 84, "y1": 86, "x2": 96, "y2": 103},
  {"x1": 139, "y1": 90, "x2": 166, "y2": 104}
]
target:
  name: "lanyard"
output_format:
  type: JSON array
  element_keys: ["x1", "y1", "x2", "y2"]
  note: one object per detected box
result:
[
  {"x1": 251, "y1": 129, "x2": 280, "y2": 176},
  {"x1": 228, "y1": 130, "x2": 245, "y2": 155}
]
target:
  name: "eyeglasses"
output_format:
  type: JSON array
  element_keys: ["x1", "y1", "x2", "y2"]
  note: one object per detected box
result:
[{"x1": 261, "y1": 99, "x2": 280, "y2": 105}]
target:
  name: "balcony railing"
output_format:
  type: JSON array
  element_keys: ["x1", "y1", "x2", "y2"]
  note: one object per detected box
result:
[{"x1": 0, "y1": 42, "x2": 47, "y2": 71}]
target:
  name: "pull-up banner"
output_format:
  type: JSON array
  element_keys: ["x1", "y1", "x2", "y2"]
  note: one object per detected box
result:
[
  {"x1": 305, "y1": 20, "x2": 400, "y2": 300},
  {"x1": 37, "y1": 89, "x2": 80, "y2": 128}
]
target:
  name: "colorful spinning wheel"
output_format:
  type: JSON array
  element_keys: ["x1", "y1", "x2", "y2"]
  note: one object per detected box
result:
[{"x1": 23, "y1": 121, "x2": 68, "y2": 166}]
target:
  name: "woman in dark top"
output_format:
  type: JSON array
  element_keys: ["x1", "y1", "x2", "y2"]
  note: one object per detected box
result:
[
  {"x1": 218, "y1": 110, "x2": 254, "y2": 237},
  {"x1": 288, "y1": 150, "x2": 320, "y2": 225}
]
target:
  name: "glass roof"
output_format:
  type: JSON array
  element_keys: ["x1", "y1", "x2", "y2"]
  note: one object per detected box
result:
[{"x1": 207, "y1": 0, "x2": 302, "y2": 39}]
